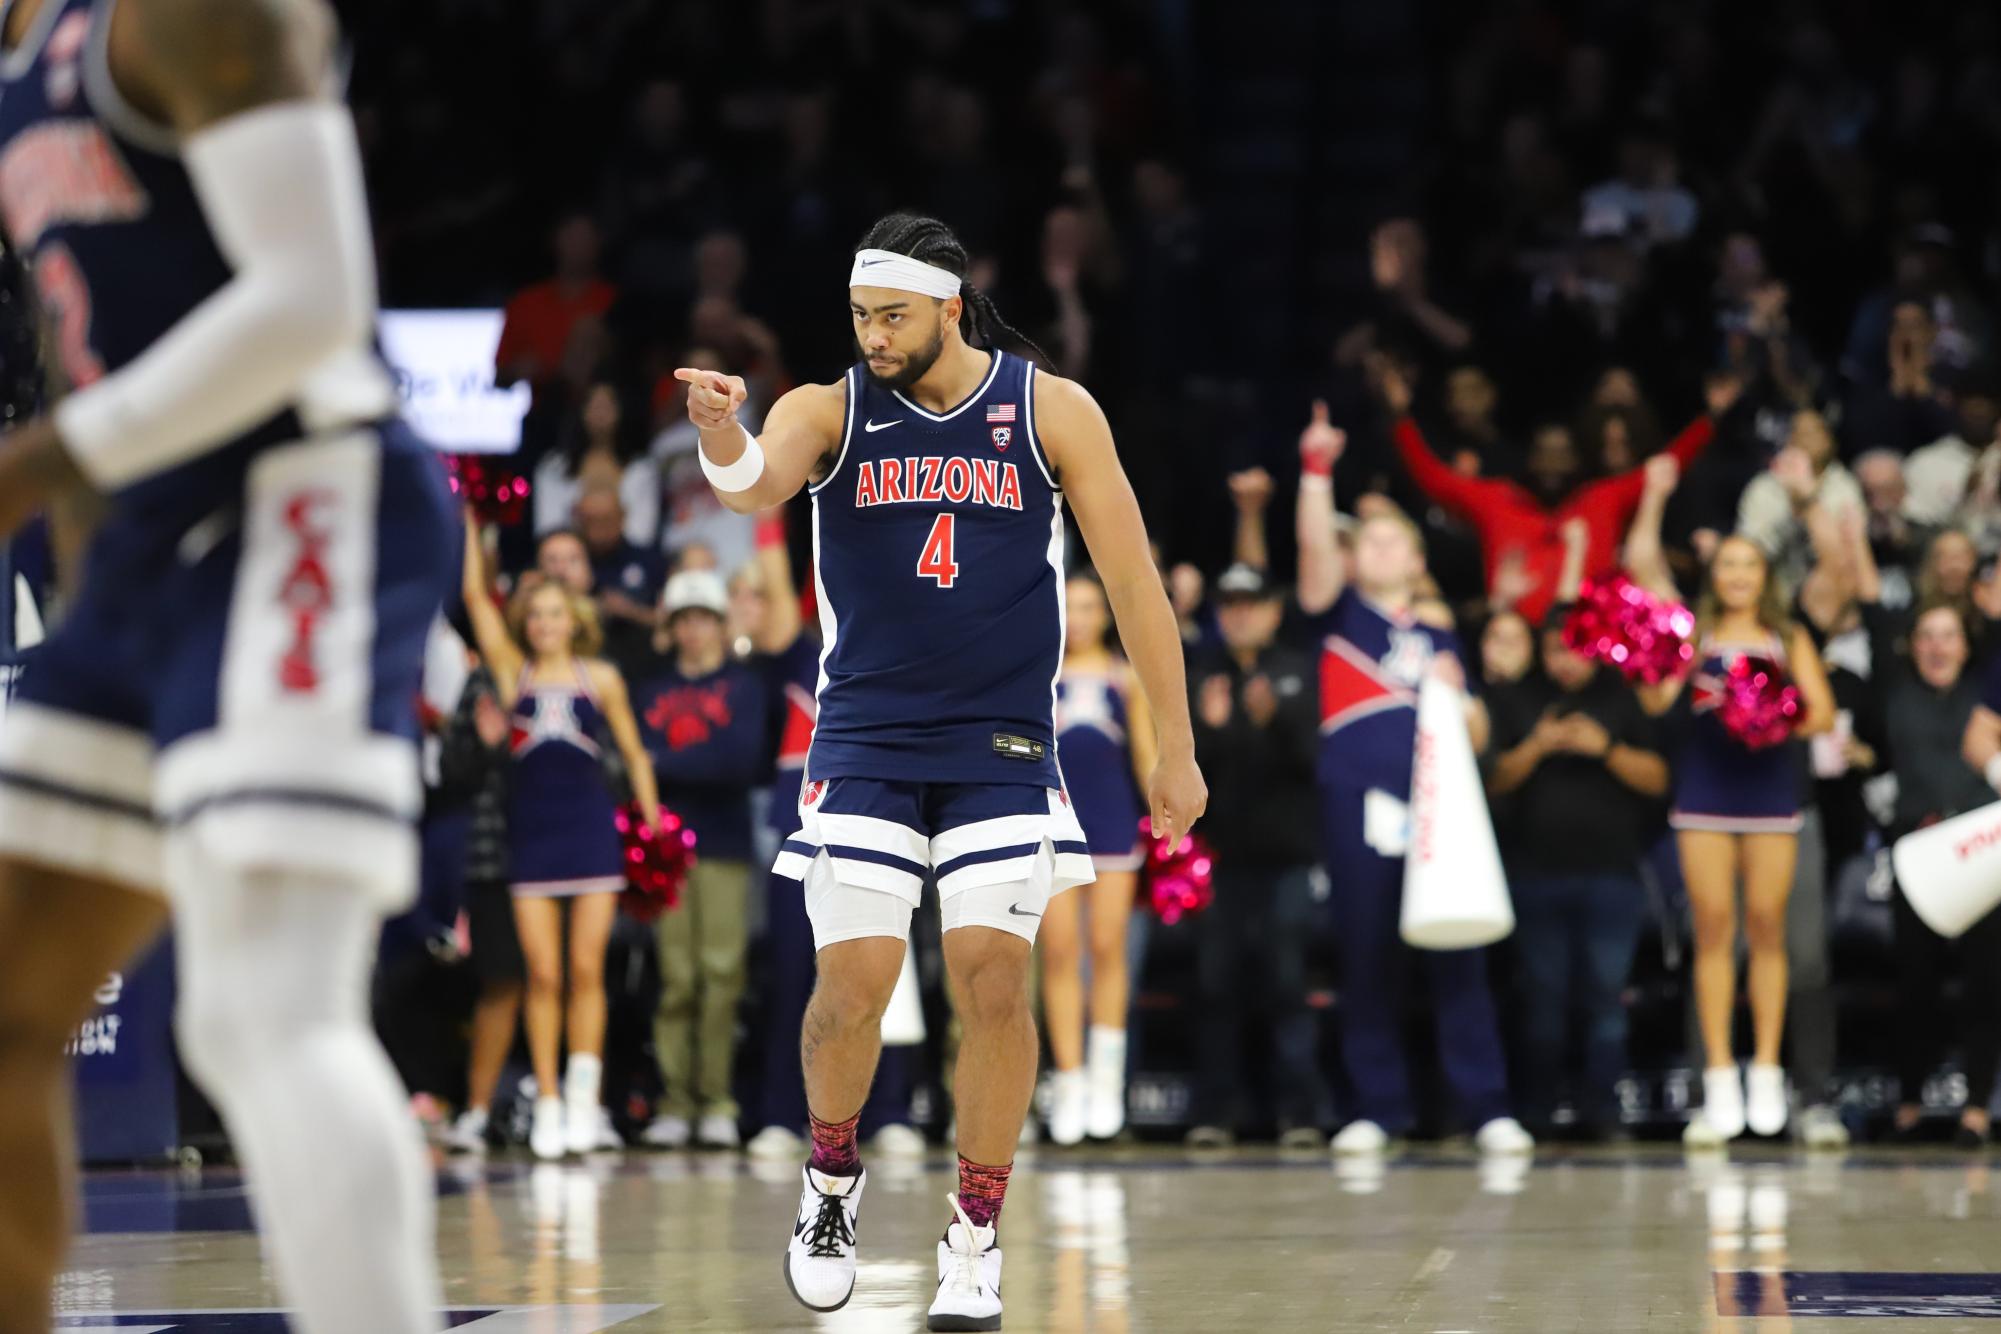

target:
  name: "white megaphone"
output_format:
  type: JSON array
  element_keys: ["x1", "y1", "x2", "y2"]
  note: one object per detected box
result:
[
  {"x1": 1400, "y1": 673, "x2": 1514, "y2": 950},
  {"x1": 1891, "y1": 801, "x2": 2001, "y2": 938}
]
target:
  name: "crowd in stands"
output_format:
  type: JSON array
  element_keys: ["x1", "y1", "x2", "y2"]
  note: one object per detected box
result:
[{"x1": 347, "y1": 2, "x2": 2001, "y2": 1153}]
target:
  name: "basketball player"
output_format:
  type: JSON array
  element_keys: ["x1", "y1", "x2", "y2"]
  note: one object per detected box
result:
[
  {"x1": 676, "y1": 213, "x2": 1206, "y2": 1331},
  {"x1": 0, "y1": 2, "x2": 450, "y2": 1332}
]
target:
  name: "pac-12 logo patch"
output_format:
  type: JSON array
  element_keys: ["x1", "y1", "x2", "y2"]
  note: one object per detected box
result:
[
  {"x1": 802, "y1": 779, "x2": 826, "y2": 807},
  {"x1": 991, "y1": 426, "x2": 1012, "y2": 452}
]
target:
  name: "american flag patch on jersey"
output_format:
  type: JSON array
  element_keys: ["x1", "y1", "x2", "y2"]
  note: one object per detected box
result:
[{"x1": 987, "y1": 403, "x2": 1017, "y2": 423}]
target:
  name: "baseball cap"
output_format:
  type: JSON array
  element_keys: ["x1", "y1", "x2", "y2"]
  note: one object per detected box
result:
[
  {"x1": 1214, "y1": 563, "x2": 1272, "y2": 602},
  {"x1": 661, "y1": 569, "x2": 728, "y2": 617}
]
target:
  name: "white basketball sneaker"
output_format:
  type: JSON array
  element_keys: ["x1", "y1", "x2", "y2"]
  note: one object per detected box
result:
[
  {"x1": 783, "y1": 1166, "x2": 865, "y2": 1313},
  {"x1": 1331, "y1": 1119, "x2": 1390, "y2": 1155},
  {"x1": 927, "y1": 1195, "x2": 1003, "y2": 1332},
  {"x1": 530, "y1": 1096, "x2": 567, "y2": 1161},
  {"x1": 1744, "y1": 1063, "x2": 1789, "y2": 1137},
  {"x1": 1701, "y1": 1065, "x2": 1747, "y2": 1140},
  {"x1": 1046, "y1": 1069, "x2": 1088, "y2": 1147}
]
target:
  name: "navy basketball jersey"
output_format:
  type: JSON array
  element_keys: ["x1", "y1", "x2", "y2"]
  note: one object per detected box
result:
[
  {"x1": 0, "y1": 0, "x2": 393, "y2": 528},
  {"x1": 808, "y1": 350, "x2": 1066, "y2": 786}
]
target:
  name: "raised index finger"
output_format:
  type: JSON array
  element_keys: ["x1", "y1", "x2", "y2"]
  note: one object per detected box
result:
[{"x1": 673, "y1": 367, "x2": 727, "y2": 392}]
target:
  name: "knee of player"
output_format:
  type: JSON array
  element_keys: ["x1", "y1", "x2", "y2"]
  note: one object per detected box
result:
[
  {"x1": 812, "y1": 951, "x2": 901, "y2": 1028},
  {"x1": 951, "y1": 949, "x2": 1032, "y2": 1026}
]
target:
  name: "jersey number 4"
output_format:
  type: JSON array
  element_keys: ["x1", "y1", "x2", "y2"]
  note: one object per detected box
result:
[{"x1": 917, "y1": 513, "x2": 960, "y2": 588}]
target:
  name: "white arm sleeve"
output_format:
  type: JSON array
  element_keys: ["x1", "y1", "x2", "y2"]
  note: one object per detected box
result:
[{"x1": 53, "y1": 100, "x2": 386, "y2": 490}]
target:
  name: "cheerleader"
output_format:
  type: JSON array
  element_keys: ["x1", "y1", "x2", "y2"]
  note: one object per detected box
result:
[
  {"x1": 1041, "y1": 572, "x2": 1155, "y2": 1144},
  {"x1": 1626, "y1": 457, "x2": 1835, "y2": 1144},
  {"x1": 462, "y1": 522, "x2": 661, "y2": 1159}
]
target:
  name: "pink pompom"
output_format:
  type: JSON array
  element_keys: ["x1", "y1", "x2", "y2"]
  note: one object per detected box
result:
[
  {"x1": 615, "y1": 804, "x2": 697, "y2": 922},
  {"x1": 445, "y1": 454, "x2": 531, "y2": 526},
  {"x1": 1139, "y1": 816, "x2": 1215, "y2": 924},
  {"x1": 1717, "y1": 654, "x2": 1802, "y2": 750},
  {"x1": 1562, "y1": 574, "x2": 1696, "y2": 684}
]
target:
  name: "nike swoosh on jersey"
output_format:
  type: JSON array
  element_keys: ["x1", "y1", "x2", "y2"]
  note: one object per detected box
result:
[
  {"x1": 1008, "y1": 903, "x2": 1042, "y2": 918},
  {"x1": 864, "y1": 419, "x2": 902, "y2": 432}
]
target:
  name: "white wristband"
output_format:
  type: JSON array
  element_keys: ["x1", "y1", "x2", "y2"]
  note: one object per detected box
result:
[
  {"x1": 699, "y1": 425, "x2": 765, "y2": 493},
  {"x1": 1986, "y1": 754, "x2": 2001, "y2": 794}
]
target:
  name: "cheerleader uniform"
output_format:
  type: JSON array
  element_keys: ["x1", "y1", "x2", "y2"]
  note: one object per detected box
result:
[
  {"x1": 1669, "y1": 632, "x2": 1804, "y2": 834},
  {"x1": 1315, "y1": 588, "x2": 1510, "y2": 1134},
  {"x1": 507, "y1": 664, "x2": 626, "y2": 896},
  {"x1": 1055, "y1": 668, "x2": 1146, "y2": 871}
]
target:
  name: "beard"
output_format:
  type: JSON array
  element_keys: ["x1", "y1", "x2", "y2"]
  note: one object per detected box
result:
[{"x1": 859, "y1": 324, "x2": 946, "y2": 392}]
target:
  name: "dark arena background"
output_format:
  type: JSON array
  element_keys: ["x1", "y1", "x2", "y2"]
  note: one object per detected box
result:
[{"x1": 35, "y1": 0, "x2": 2001, "y2": 1330}]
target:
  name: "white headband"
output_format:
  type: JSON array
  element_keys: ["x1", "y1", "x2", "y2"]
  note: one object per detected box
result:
[{"x1": 849, "y1": 248, "x2": 963, "y2": 300}]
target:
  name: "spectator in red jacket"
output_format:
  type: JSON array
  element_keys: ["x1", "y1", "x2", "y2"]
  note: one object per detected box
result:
[{"x1": 1363, "y1": 361, "x2": 1740, "y2": 622}]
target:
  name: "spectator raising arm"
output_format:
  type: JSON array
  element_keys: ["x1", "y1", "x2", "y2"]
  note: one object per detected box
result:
[
  {"x1": 1228, "y1": 466, "x2": 1275, "y2": 571},
  {"x1": 1554, "y1": 517, "x2": 1590, "y2": 606},
  {"x1": 1295, "y1": 399, "x2": 1346, "y2": 614},
  {"x1": 1582, "y1": 372, "x2": 1738, "y2": 515},
  {"x1": 750, "y1": 510, "x2": 803, "y2": 655},
  {"x1": 1379, "y1": 360, "x2": 1515, "y2": 529}
]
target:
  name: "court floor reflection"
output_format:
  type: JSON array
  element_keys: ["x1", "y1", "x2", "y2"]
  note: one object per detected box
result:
[{"x1": 59, "y1": 1145, "x2": 2001, "y2": 1331}]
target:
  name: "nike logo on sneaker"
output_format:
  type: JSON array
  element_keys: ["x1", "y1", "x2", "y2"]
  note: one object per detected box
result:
[
  {"x1": 864, "y1": 419, "x2": 902, "y2": 432},
  {"x1": 1008, "y1": 903, "x2": 1041, "y2": 918}
]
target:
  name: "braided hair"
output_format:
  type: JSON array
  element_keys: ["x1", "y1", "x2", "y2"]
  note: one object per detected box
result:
[{"x1": 856, "y1": 213, "x2": 1055, "y2": 369}]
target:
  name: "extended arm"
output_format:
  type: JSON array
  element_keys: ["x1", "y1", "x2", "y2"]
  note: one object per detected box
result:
[
  {"x1": 1623, "y1": 455, "x2": 1680, "y2": 601},
  {"x1": 678, "y1": 372, "x2": 845, "y2": 515},
  {"x1": 1229, "y1": 468, "x2": 1274, "y2": 571},
  {"x1": 1124, "y1": 663, "x2": 1160, "y2": 792},
  {"x1": 460, "y1": 520, "x2": 524, "y2": 705},
  {"x1": 750, "y1": 511, "x2": 804, "y2": 655},
  {"x1": 55, "y1": 0, "x2": 385, "y2": 487},
  {"x1": 1295, "y1": 400, "x2": 1346, "y2": 614},
  {"x1": 1039, "y1": 374, "x2": 1207, "y2": 843},
  {"x1": 591, "y1": 662, "x2": 661, "y2": 828},
  {"x1": 1787, "y1": 624, "x2": 1837, "y2": 738}
]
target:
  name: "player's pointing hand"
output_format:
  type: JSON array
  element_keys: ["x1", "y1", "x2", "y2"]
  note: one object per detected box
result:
[{"x1": 674, "y1": 367, "x2": 748, "y2": 431}]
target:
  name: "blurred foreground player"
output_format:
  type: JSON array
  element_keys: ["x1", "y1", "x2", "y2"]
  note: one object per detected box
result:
[
  {"x1": 0, "y1": 2, "x2": 452, "y2": 1331},
  {"x1": 676, "y1": 212, "x2": 1206, "y2": 1331}
]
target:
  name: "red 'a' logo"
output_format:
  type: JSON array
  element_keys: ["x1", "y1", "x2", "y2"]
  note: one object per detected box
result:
[{"x1": 276, "y1": 490, "x2": 337, "y2": 692}]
